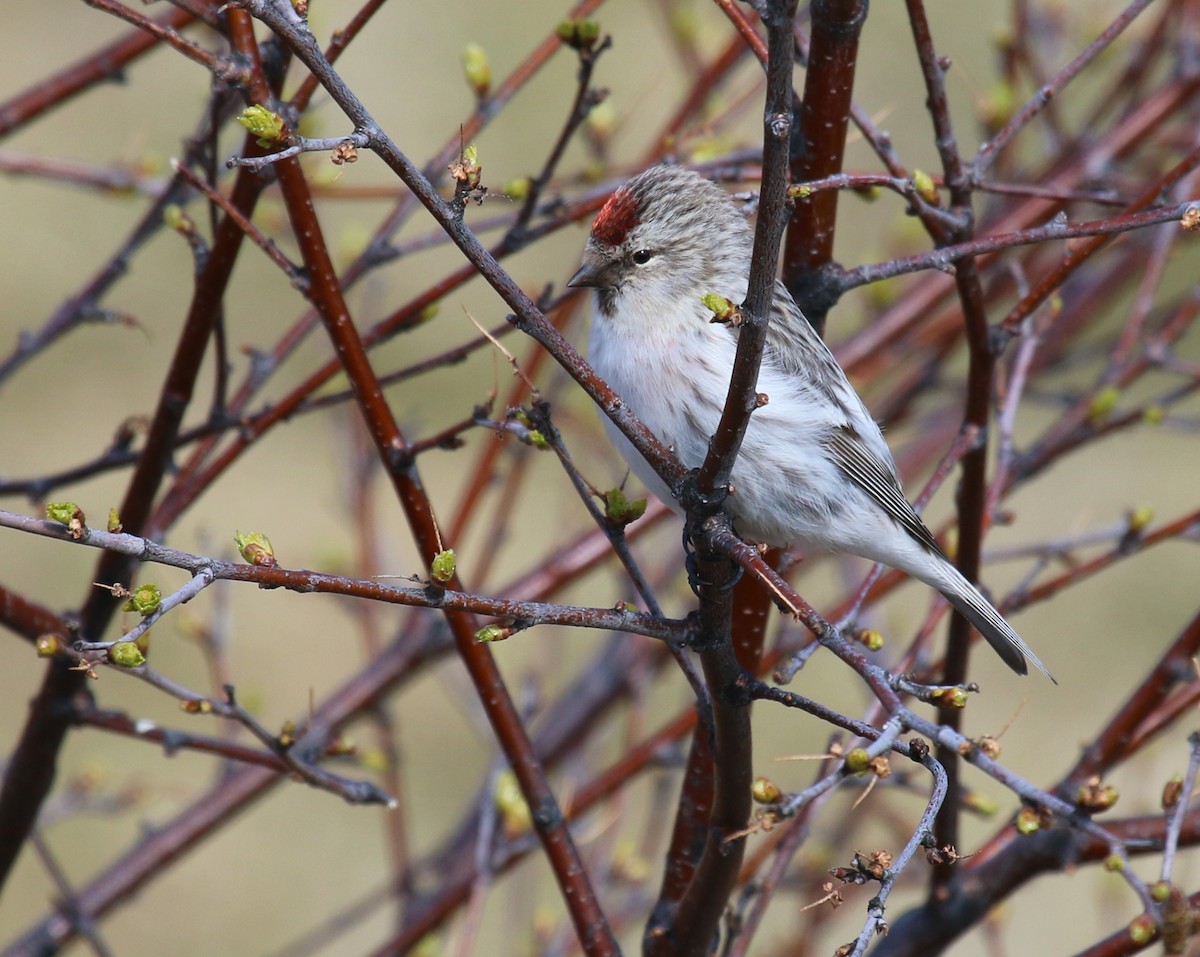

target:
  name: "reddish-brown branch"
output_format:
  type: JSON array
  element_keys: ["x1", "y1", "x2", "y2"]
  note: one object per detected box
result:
[
  {"x1": 79, "y1": 0, "x2": 238, "y2": 81},
  {"x1": 783, "y1": 0, "x2": 868, "y2": 333},
  {"x1": 0, "y1": 5, "x2": 198, "y2": 137},
  {"x1": 264, "y1": 67, "x2": 621, "y2": 955}
]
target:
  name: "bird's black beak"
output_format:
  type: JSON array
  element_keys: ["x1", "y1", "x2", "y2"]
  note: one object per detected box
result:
[{"x1": 567, "y1": 252, "x2": 610, "y2": 289}]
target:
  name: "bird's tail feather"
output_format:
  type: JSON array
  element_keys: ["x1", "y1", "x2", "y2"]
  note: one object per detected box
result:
[{"x1": 936, "y1": 571, "x2": 1055, "y2": 682}]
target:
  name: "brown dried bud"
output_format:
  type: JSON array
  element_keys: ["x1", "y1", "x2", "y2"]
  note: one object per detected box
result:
[
  {"x1": 852, "y1": 849, "x2": 892, "y2": 881},
  {"x1": 1162, "y1": 774, "x2": 1184, "y2": 811},
  {"x1": 1076, "y1": 775, "x2": 1119, "y2": 814},
  {"x1": 331, "y1": 141, "x2": 358, "y2": 166}
]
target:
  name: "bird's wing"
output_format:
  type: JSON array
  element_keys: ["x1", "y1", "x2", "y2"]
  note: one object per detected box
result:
[
  {"x1": 749, "y1": 284, "x2": 943, "y2": 556},
  {"x1": 826, "y1": 424, "x2": 945, "y2": 556},
  {"x1": 760, "y1": 281, "x2": 843, "y2": 381}
]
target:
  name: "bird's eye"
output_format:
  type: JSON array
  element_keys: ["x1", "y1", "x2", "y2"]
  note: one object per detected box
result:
[{"x1": 631, "y1": 249, "x2": 653, "y2": 265}]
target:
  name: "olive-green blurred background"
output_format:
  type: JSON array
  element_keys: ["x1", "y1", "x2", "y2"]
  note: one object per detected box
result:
[{"x1": 2, "y1": 2, "x2": 1198, "y2": 955}]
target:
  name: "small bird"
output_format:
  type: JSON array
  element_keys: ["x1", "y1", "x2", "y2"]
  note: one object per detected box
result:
[{"x1": 569, "y1": 164, "x2": 1050, "y2": 678}]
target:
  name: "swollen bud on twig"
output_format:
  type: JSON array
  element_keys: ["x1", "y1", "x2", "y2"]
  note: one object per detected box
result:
[
  {"x1": 1076, "y1": 776, "x2": 1119, "y2": 814},
  {"x1": 475, "y1": 624, "x2": 511, "y2": 643},
  {"x1": 928, "y1": 686, "x2": 969, "y2": 710},
  {"x1": 237, "y1": 105, "x2": 286, "y2": 147},
  {"x1": 843, "y1": 748, "x2": 871, "y2": 776},
  {"x1": 1162, "y1": 774, "x2": 1184, "y2": 810},
  {"x1": 504, "y1": 177, "x2": 532, "y2": 200},
  {"x1": 977, "y1": 80, "x2": 1017, "y2": 131},
  {"x1": 585, "y1": 99, "x2": 616, "y2": 144},
  {"x1": 108, "y1": 641, "x2": 145, "y2": 668},
  {"x1": 1126, "y1": 505, "x2": 1154, "y2": 536},
  {"x1": 852, "y1": 849, "x2": 892, "y2": 881},
  {"x1": 511, "y1": 410, "x2": 550, "y2": 450},
  {"x1": 602, "y1": 487, "x2": 647, "y2": 528},
  {"x1": 162, "y1": 204, "x2": 193, "y2": 234},
  {"x1": 107, "y1": 508, "x2": 122, "y2": 533},
  {"x1": 701, "y1": 293, "x2": 744, "y2": 327},
  {"x1": 962, "y1": 791, "x2": 999, "y2": 816},
  {"x1": 1127, "y1": 914, "x2": 1156, "y2": 946},
  {"x1": 556, "y1": 18, "x2": 601, "y2": 51},
  {"x1": 1088, "y1": 385, "x2": 1120, "y2": 424},
  {"x1": 123, "y1": 583, "x2": 161, "y2": 616},
  {"x1": 46, "y1": 501, "x2": 86, "y2": 539},
  {"x1": 461, "y1": 43, "x2": 490, "y2": 98},
  {"x1": 36, "y1": 634, "x2": 63, "y2": 658},
  {"x1": 234, "y1": 531, "x2": 277, "y2": 567},
  {"x1": 430, "y1": 549, "x2": 457, "y2": 584},
  {"x1": 448, "y1": 144, "x2": 483, "y2": 196},
  {"x1": 912, "y1": 169, "x2": 939, "y2": 205},
  {"x1": 856, "y1": 629, "x2": 884, "y2": 651},
  {"x1": 493, "y1": 770, "x2": 532, "y2": 838},
  {"x1": 1015, "y1": 806, "x2": 1042, "y2": 834},
  {"x1": 976, "y1": 735, "x2": 1002, "y2": 759},
  {"x1": 751, "y1": 776, "x2": 782, "y2": 804}
]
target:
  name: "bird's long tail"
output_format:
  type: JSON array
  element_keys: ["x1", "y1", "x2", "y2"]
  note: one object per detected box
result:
[{"x1": 925, "y1": 564, "x2": 1054, "y2": 682}]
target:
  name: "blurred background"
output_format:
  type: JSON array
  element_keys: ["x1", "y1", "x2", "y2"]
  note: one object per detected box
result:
[{"x1": 2, "y1": 2, "x2": 1199, "y2": 955}]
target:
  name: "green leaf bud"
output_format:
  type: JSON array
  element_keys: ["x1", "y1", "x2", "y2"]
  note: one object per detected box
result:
[
  {"x1": 430, "y1": 549, "x2": 456, "y2": 584},
  {"x1": 108, "y1": 641, "x2": 145, "y2": 668},
  {"x1": 123, "y1": 583, "x2": 161, "y2": 616}
]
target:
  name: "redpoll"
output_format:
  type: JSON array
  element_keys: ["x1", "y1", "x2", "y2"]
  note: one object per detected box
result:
[{"x1": 569, "y1": 165, "x2": 1050, "y2": 679}]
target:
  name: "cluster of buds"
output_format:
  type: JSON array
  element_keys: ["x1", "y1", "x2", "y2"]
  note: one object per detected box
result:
[
  {"x1": 601, "y1": 487, "x2": 646, "y2": 529},
  {"x1": 830, "y1": 849, "x2": 893, "y2": 886},
  {"x1": 46, "y1": 501, "x2": 86, "y2": 539},
  {"x1": 1076, "y1": 775, "x2": 1119, "y2": 814},
  {"x1": 556, "y1": 19, "x2": 601, "y2": 51},
  {"x1": 448, "y1": 143, "x2": 485, "y2": 204}
]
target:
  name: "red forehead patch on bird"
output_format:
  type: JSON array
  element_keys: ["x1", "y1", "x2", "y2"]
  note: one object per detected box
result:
[{"x1": 592, "y1": 187, "x2": 639, "y2": 246}]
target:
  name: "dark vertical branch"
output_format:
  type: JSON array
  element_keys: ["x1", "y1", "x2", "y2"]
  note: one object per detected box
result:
[
  {"x1": 643, "y1": 4, "x2": 799, "y2": 955},
  {"x1": 0, "y1": 661, "x2": 83, "y2": 893},
  {"x1": 783, "y1": 0, "x2": 869, "y2": 335},
  {"x1": 904, "y1": 0, "x2": 997, "y2": 904},
  {"x1": 0, "y1": 589, "x2": 75, "y2": 894},
  {"x1": 695, "y1": 0, "x2": 799, "y2": 498},
  {"x1": 652, "y1": 525, "x2": 755, "y2": 957}
]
